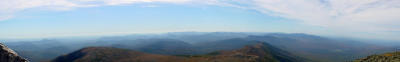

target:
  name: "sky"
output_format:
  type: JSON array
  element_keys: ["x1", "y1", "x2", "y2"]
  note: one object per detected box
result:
[{"x1": 0, "y1": 0, "x2": 399, "y2": 41}]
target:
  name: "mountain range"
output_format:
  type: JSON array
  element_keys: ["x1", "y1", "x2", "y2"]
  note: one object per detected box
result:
[
  {"x1": 1, "y1": 32, "x2": 397, "y2": 62},
  {"x1": 52, "y1": 42, "x2": 307, "y2": 62}
]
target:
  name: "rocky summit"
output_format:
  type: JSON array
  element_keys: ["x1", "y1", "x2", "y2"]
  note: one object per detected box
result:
[
  {"x1": 354, "y1": 51, "x2": 400, "y2": 62},
  {"x1": 0, "y1": 43, "x2": 29, "y2": 62}
]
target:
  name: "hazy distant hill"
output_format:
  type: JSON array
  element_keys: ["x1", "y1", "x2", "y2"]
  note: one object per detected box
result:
[
  {"x1": 52, "y1": 42, "x2": 307, "y2": 62},
  {"x1": 193, "y1": 38, "x2": 263, "y2": 54},
  {"x1": 3, "y1": 39, "x2": 78, "y2": 62},
  {"x1": 111, "y1": 39, "x2": 196, "y2": 55},
  {"x1": 98, "y1": 32, "x2": 268, "y2": 44},
  {"x1": 354, "y1": 51, "x2": 400, "y2": 62},
  {"x1": 108, "y1": 38, "x2": 272, "y2": 55}
]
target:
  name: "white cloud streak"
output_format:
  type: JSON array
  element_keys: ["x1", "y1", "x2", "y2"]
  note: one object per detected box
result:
[
  {"x1": 221, "y1": 0, "x2": 400, "y2": 40},
  {"x1": 0, "y1": 0, "x2": 193, "y2": 21},
  {"x1": 245, "y1": 0, "x2": 400, "y2": 31},
  {"x1": 0, "y1": 0, "x2": 399, "y2": 40}
]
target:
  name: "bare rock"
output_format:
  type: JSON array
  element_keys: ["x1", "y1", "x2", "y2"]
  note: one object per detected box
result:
[{"x1": 0, "y1": 43, "x2": 29, "y2": 62}]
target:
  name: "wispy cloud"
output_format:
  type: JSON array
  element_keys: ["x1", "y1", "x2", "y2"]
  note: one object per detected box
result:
[
  {"x1": 243, "y1": 0, "x2": 400, "y2": 32},
  {"x1": 0, "y1": 0, "x2": 399, "y2": 40},
  {"x1": 0, "y1": 0, "x2": 195, "y2": 21},
  {"x1": 201, "y1": 0, "x2": 400, "y2": 40},
  {"x1": 239, "y1": 0, "x2": 400, "y2": 39},
  {"x1": 0, "y1": 0, "x2": 98, "y2": 21},
  {"x1": 0, "y1": 15, "x2": 13, "y2": 21}
]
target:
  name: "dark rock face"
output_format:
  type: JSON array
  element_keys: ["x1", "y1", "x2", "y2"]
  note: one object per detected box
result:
[{"x1": 0, "y1": 43, "x2": 29, "y2": 62}]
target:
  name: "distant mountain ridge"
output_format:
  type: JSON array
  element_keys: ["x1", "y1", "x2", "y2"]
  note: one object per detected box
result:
[{"x1": 52, "y1": 42, "x2": 307, "y2": 62}]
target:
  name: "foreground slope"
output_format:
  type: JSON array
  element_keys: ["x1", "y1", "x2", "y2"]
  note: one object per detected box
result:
[
  {"x1": 354, "y1": 51, "x2": 400, "y2": 62},
  {"x1": 183, "y1": 42, "x2": 306, "y2": 62},
  {"x1": 51, "y1": 47, "x2": 184, "y2": 62},
  {"x1": 52, "y1": 42, "x2": 306, "y2": 62},
  {"x1": 0, "y1": 43, "x2": 28, "y2": 62}
]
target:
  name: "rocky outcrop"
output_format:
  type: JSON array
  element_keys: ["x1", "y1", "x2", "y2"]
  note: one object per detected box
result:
[
  {"x1": 354, "y1": 51, "x2": 400, "y2": 62},
  {"x1": 0, "y1": 43, "x2": 28, "y2": 62}
]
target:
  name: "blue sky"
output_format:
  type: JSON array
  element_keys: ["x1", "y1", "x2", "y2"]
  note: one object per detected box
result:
[{"x1": 0, "y1": 0, "x2": 399, "y2": 41}]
